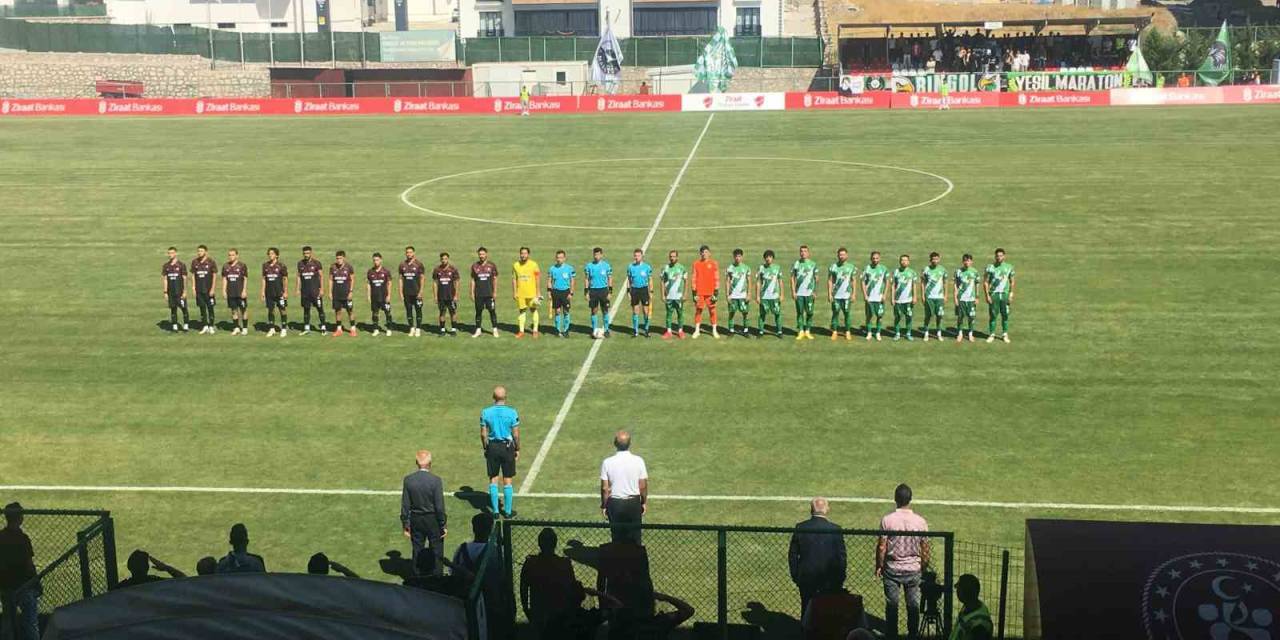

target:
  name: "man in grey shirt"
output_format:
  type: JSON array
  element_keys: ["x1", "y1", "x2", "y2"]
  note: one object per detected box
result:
[{"x1": 402, "y1": 449, "x2": 447, "y2": 573}]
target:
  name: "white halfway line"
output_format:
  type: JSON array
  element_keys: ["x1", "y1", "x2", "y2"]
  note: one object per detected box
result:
[
  {"x1": 519, "y1": 113, "x2": 716, "y2": 495},
  {"x1": 3, "y1": 485, "x2": 1278, "y2": 515}
]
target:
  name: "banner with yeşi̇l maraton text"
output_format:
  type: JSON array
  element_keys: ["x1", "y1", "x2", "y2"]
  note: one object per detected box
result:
[
  {"x1": 1007, "y1": 71, "x2": 1129, "y2": 92},
  {"x1": 1197, "y1": 21, "x2": 1232, "y2": 86},
  {"x1": 590, "y1": 23, "x2": 624, "y2": 94},
  {"x1": 694, "y1": 28, "x2": 738, "y2": 93}
]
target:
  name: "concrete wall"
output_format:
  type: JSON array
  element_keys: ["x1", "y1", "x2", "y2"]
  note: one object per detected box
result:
[{"x1": 0, "y1": 52, "x2": 271, "y2": 97}]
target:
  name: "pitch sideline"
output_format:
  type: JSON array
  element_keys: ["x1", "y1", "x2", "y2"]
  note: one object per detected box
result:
[{"x1": 3, "y1": 484, "x2": 1278, "y2": 515}]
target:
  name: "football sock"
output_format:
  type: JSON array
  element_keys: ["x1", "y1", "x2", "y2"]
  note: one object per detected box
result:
[
  {"x1": 170, "y1": 308, "x2": 178, "y2": 324},
  {"x1": 590, "y1": 315, "x2": 599, "y2": 332},
  {"x1": 644, "y1": 312, "x2": 650, "y2": 331},
  {"x1": 666, "y1": 306, "x2": 674, "y2": 328},
  {"x1": 207, "y1": 305, "x2": 215, "y2": 327},
  {"x1": 502, "y1": 485, "x2": 514, "y2": 516},
  {"x1": 488, "y1": 308, "x2": 497, "y2": 327},
  {"x1": 531, "y1": 309, "x2": 539, "y2": 332},
  {"x1": 488, "y1": 484, "x2": 499, "y2": 514},
  {"x1": 517, "y1": 311, "x2": 526, "y2": 333},
  {"x1": 632, "y1": 313, "x2": 638, "y2": 332},
  {"x1": 303, "y1": 307, "x2": 312, "y2": 326}
]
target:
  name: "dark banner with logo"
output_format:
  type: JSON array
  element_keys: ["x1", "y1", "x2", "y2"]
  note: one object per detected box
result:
[
  {"x1": 1025, "y1": 519, "x2": 1280, "y2": 639},
  {"x1": 394, "y1": 0, "x2": 409, "y2": 31}
]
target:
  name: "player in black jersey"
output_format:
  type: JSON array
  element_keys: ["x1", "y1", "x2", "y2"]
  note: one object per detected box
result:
[{"x1": 297, "y1": 245, "x2": 328, "y2": 335}]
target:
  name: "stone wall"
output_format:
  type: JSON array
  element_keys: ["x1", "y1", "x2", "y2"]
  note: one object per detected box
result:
[{"x1": 0, "y1": 52, "x2": 270, "y2": 97}]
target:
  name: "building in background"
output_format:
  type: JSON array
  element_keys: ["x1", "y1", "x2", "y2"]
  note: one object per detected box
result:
[
  {"x1": 98, "y1": 0, "x2": 457, "y2": 32},
  {"x1": 458, "y1": 0, "x2": 782, "y2": 39}
]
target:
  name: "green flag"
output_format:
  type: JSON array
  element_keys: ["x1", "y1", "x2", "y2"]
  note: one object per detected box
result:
[
  {"x1": 694, "y1": 28, "x2": 739, "y2": 93},
  {"x1": 1196, "y1": 21, "x2": 1232, "y2": 86},
  {"x1": 1125, "y1": 42, "x2": 1153, "y2": 87}
]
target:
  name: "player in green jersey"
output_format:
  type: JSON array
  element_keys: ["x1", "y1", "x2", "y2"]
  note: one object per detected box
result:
[
  {"x1": 952, "y1": 253, "x2": 980, "y2": 342},
  {"x1": 791, "y1": 245, "x2": 819, "y2": 340},
  {"x1": 984, "y1": 247, "x2": 1015, "y2": 343},
  {"x1": 661, "y1": 250, "x2": 689, "y2": 339},
  {"x1": 861, "y1": 251, "x2": 889, "y2": 341},
  {"x1": 920, "y1": 252, "x2": 948, "y2": 341},
  {"x1": 755, "y1": 250, "x2": 784, "y2": 338},
  {"x1": 724, "y1": 249, "x2": 753, "y2": 336},
  {"x1": 889, "y1": 254, "x2": 919, "y2": 341},
  {"x1": 827, "y1": 247, "x2": 858, "y2": 341}
]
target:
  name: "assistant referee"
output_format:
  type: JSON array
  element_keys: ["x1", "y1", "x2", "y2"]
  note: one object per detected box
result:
[
  {"x1": 481, "y1": 385, "x2": 520, "y2": 518},
  {"x1": 600, "y1": 430, "x2": 648, "y2": 543}
]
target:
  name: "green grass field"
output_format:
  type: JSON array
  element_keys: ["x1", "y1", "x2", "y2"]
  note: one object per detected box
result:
[{"x1": 2, "y1": 106, "x2": 1279, "y2": 627}]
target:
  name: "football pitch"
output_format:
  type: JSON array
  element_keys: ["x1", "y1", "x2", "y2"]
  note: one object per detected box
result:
[{"x1": 2, "y1": 106, "x2": 1279, "y2": 589}]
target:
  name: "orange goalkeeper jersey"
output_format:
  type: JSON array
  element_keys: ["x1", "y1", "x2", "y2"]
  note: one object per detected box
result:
[{"x1": 692, "y1": 259, "x2": 719, "y2": 295}]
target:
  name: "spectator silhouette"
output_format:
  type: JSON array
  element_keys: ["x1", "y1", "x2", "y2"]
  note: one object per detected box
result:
[
  {"x1": 521, "y1": 527, "x2": 587, "y2": 639},
  {"x1": 801, "y1": 587, "x2": 867, "y2": 640},
  {"x1": 404, "y1": 548, "x2": 466, "y2": 598},
  {"x1": 0, "y1": 502, "x2": 39, "y2": 640},
  {"x1": 636, "y1": 590, "x2": 694, "y2": 640},
  {"x1": 952, "y1": 574, "x2": 993, "y2": 640},
  {"x1": 307, "y1": 552, "x2": 359, "y2": 578},
  {"x1": 847, "y1": 630, "x2": 876, "y2": 640},
  {"x1": 789, "y1": 497, "x2": 847, "y2": 616},
  {"x1": 596, "y1": 535, "x2": 655, "y2": 640},
  {"x1": 453, "y1": 514, "x2": 509, "y2": 636},
  {"x1": 215, "y1": 523, "x2": 266, "y2": 574},
  {"x1": 112, "y1": 549, "x2": 186, "y2": 589},
  {"x1": 195, "y1": 556, "x2": 217, "y2": 576}
]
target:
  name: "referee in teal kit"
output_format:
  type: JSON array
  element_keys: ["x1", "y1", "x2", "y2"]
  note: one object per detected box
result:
[{"x1": 481, "y1": 385, "x2": 521, "y2": 518}]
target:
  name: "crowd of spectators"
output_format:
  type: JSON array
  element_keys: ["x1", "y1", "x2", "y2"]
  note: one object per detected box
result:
[{"x1": 845, "y1": 30, "x2": 1136, "y2": 73}]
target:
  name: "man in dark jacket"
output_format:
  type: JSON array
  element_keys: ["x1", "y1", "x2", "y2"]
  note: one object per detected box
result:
[
  {"x1": 788, "y1": 497, "x2": 847, "y2": 616},
  {"x1": 402, "y1": 449, "x2": 448, "y2": 574}
]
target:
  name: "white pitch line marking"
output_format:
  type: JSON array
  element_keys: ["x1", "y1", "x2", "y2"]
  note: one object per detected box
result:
[
  {"x1": 519, "y1": 113, "x2": 716, "y2": 494},
  {"x1": 400, "y1": 157, "x2": 953, "y2": 231},
  {"x1": 4, "y1": 485, "x2": 1278, "y2": 515}
]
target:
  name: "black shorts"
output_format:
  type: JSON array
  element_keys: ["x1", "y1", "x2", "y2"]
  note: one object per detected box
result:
[
  {"x1": 437, "y1": 298, "x2": 457, "y2": 314},
  {"x1": 301, "y1": 294, "x2": 323, "y2": 309},
  {"x1": 332, "y1": 298, "x2": 353, "y2": 312},
  {"x1": 405, "y1": 297, "x2": 424, "y2": 309},
  {"x1": 265, "y1": 296, "x2": 287, "y2": 310},
  {"x1": 588, "y1": 288, "x2": 610, "y2": 311},
  {"x1": 551, "y1": 289, "x2": 571, "y2": 310},
  {"x1": 370, "y1": 300, "x2": 390, "y2": 314},
  {"x1": 475, "y1": 296, "x2": 495, "y2": 311},
  {"x1": 629, "y1": 287, "x2": 650, "y2": 307},
  {"x1": 195, "y1": 293, "x2": 216, "y2": 308},
  {"x1": 485, "y1": 440, "x2": 517, "y2": 478},
  {"x1": 227, "y1": 297, "x2": 247, "y2": 311},
  {"x1": 167, "y1": 293, "x2": 186, "y2": 309}
]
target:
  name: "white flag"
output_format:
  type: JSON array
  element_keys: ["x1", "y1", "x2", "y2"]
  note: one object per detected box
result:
[{"x1": 590, "y1": 24, "x2": 624, "y2": 92}]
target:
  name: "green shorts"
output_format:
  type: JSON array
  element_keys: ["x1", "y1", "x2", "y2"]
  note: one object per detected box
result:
[
  {"x1": 864, "y1": 301, "x2": 885, "y2": 317},
  {"x1": 728, "y1": 298, "x2": 750, "y2": 313},
  {"x1": 893, "y1": 302, "x2": 914, "y2": 318},
  {"x1": 759, "y1": 299, "x2": 781, "y2": 315},
  {"x1": 795, "y1": 296, "x2": 814, "y2": 314},
  {"x1": 665, "y1": 299, "x2": 683, "y2": 310},
  {"x1": 925, "y1": 299, "x2": 944, "y2": 317},
  {"x1": 956, "y1": 301, "x2": 976, "y2": 318},
  {"x1": 831, "y1": 299, "x2": 851, "y2": 312}
]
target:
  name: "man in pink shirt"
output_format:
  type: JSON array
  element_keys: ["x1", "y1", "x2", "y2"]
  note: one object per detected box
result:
[{"x1": 875, "y1": 484, "x2": 930, "y2": 640}]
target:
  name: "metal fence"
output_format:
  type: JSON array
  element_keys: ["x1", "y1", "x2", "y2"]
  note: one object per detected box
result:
[
  {"x1": 954, "y1": 542, "x2": 1023, "y2": 640},
  {"x1": 0, "y1": 20, "x2": 384, "y2": 63},
  {"x1": 2, "y1": 509, "x2": 117, "y2": 640},
  {"x1": 461, "y1": 35, "x2": 824, "y2": 67},
  {"x1": 497, "y1": 520, "x2": 957, "y2": 639}
]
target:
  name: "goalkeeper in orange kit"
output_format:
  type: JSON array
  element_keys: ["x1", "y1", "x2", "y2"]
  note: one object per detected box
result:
[{"x1": 690, "y1": 245, "x2": 720, "y2": 339}]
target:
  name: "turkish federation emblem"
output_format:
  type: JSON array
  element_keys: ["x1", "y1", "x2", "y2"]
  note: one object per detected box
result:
[{"x1": 1143, "y1": 552, "x2": 1280, "y2": 639}]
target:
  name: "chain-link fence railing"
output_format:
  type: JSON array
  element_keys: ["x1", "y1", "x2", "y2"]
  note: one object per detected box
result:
[
  {"x1": 2, "y1": 509, "x2": 116, "y2": 640},
  {"x1": 500, "y1": 520, "x2": 955, "y2": 640},
  {"x1": 954, "y1": 541, "x2": 1023, "y2": 640}
]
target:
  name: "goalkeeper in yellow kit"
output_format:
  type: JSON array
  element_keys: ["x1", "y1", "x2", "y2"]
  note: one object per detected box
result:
[{"x1": 512, "y1": 247, "x2": 541, "y2": 338}]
